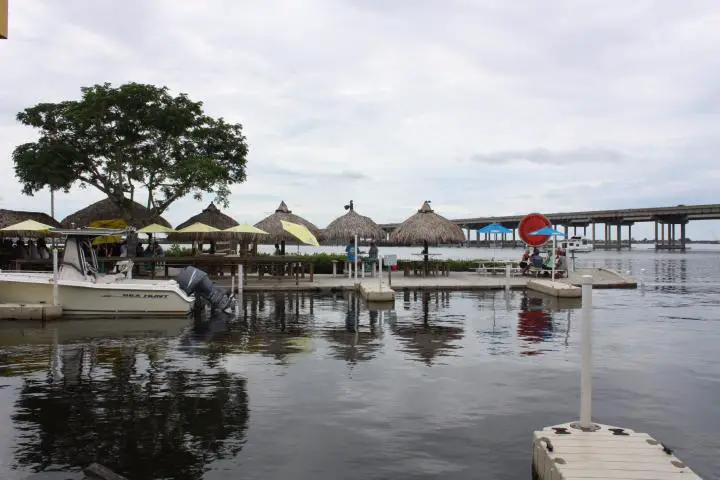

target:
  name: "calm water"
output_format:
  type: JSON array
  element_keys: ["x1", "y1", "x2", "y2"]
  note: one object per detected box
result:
[{"x1": 1, "y1": 248, "x2": 719, "y2": 479}]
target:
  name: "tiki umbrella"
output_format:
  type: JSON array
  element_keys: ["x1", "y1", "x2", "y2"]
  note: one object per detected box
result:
[
  {"x1": 321, "y1": 200, "x2": 386, "y2": 244},
  {"x1": 254, "y1": 201, "x2": 321, "y2": 253},
  {"x1": 175, "y1": 202, "x2": 239, "y2": 231},
  {"x1": 60, "y1": 198, "x2": 171, "y2": 229},
  {"x1": 389, "y1": 201, "x2": 465, "y2": 265},
  {"x1": 172, "y1": 202, "x2": 239, "y2": 249},
  {"x1": 0, "y1": 209, "x2": 60, "y2": 229},
  {"x1": 0, "y1": 219, "x2": 58, "y2": 237}
]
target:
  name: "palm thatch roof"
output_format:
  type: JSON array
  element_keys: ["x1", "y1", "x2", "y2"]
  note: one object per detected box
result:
[
  {"x1": 253, "y1": 201, "x2": 320, "y2": 244},
  {"x1": 175, "y1": 202, "x2": 239, "y2": 230},
  {"x1": 321, "y1": 206, "x2": 386, "y2": 244},
  {"x1": 0, "y1": 209, "x2": 60, "y2": 229},
  {"x1": 60, "y1": 198, "x2": 171, "y2": 229},
  {"x1": 388, "y1": 201, "x2": 465, "y2": 245}
]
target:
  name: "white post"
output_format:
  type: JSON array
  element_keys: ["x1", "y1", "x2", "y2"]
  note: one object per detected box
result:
[
  {"x1": 378, "y1": 256, "x2": 383, "y2": 291},
  {"x1": 505, "y1": 263, "x2": 510, "y2": 291},
  {"x1": 550, "y1": 235, "x2": 557, "y2": 282},
  {"x1": 238, "y1": 264, "x2": 244, "y2": 293},
  {"x1": 52, "y1": 248, "x2": 59, "y2": 307},
  {"x1": 354, "y1": 234, "x2": 358, "y2": 281},
  {"x1": 231, "y1": 272, "x2": 235, "y2": 295},
  {"x1": 580, "y1": 274, "x2": 593, "y2": 429}
]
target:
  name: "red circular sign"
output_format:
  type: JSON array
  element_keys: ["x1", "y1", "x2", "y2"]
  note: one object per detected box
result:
[{"x1": 519, "y1": 213, "x2": 551, "y2": 246}]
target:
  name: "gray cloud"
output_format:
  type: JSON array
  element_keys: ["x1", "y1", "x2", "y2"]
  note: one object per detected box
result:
[
  {"x1": 469, "y1": 147, "x2": 625, "y2": 166},
  {"x1": 1, "y1": 0, "x2": 720, "y2": 238}
]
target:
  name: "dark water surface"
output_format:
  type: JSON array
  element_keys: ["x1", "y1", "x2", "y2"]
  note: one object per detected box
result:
[{"x1": 1, "y1": 249, "x2": 719, "y2": 479}]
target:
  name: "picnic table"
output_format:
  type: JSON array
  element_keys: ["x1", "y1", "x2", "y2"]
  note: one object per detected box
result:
[{"x1": 403, "y1": 258, "x2": 450, "y2": 277}]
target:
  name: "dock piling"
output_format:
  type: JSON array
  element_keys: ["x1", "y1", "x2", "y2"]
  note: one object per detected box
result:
[
  {"x1": 52, "y1": 248, "x2": 59, "y2": 307},
  {"x1": 580, "y1": 274, "x2": 593, "y2": 429}
]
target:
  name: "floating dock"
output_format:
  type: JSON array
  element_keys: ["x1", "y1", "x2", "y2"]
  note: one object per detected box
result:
[
  {"x1": 527, "y1": 279, "x2": 581, "y2": 298},
  {"x1": 532, "y1": 422, "x2": 701, "y2": 479},
  {"x1": 0, "y1": 303, "x2": 63, "y2": 320},
  {"x1": 532, "y1": 275, "x2": 702, "y2": 479},
  {"x1": 357, "y1": 281, "x2": 395, "y2": 303}
]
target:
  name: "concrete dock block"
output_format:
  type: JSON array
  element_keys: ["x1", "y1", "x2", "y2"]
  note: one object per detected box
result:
[
  {"x1": 532, "y1": 422, "x2": 702, "y2": 480},
  {"x1": 527, "y1": 279, "x2": 581, "y2": 298},
  {"x1": 0, "y1": 303, "x2": 63, "y2": 320},
  {"x1": 358, "y1": 282, "x2": 395, "y2": 303}
]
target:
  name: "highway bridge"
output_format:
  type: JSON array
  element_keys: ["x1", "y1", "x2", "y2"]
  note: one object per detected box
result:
[{"x1": 379, "y1": 203, "x2": 720, "y2": 250}]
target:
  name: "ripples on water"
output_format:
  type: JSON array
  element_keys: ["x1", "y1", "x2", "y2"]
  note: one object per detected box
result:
[{"x1": 0, "y1": 250, "x2": 719, "y2": 480}]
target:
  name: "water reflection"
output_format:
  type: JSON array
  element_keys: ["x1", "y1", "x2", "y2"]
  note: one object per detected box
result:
[
  {"x1": 9, "y1": 341, "x2": 249, "y2": 480},
  {"x1": 323, "y1": 292, "x2": 383, "y2": 365},
  {"x1": 392, "y1": 291, "x2": 464, "y2": 365},
  {"x1": 184, "y1": 292, "x2": 317, "y2": 365},
  {"x1": 516, "y1": 292, "x2": 573, "y2": 356},
  {"x1": 652, "y1": 258, "x2": 689, "y2": 294}
]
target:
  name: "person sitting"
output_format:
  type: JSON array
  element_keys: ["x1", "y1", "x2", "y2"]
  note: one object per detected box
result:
[
  {"x1": 273, "y1": 243, "x2": 282, "y2": 256},
  {"x1": 519, "y1": 249, "x2": 531, "y2": 274},
  {"x1": 345, "y1": 240, "x2": 358, "y2": 274},
  {"x1": 37, "y1": 238, "x2": 51, "y2": 260},
  {"x1": 530, "y1": 248, "x2": 543, "y2": 268},
  {"x1": 555, "y1": 249, "x2": 568, "y2": 278},
  {"x1": 27, "y1": 240, "x2": 40, "y2": 260}
]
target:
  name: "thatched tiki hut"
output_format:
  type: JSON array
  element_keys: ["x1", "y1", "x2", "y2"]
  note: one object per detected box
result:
[
  {"x1": 171, "y1": 202, "x2": 239, "y2": 254},
  {"x1": 0, "y1": 209, "x2": 60, "y2": 229},
  {"x1": 388, "y1": 201, "x2": 465, "y2": 259},
  {"x1": 321, "y1": 200, "x2": 386, "y2": 245},
  {"x1": 60, "y1": 198, "x2": 171, "y2": 229},
  {"x1": 254, "y1": 201, "x2": 320, "y2": 254}
]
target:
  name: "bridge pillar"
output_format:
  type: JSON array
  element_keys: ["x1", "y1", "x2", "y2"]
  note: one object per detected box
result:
[
  {"x1": 628, "y1": 224, "x2": 632, "y2": 249},
  {"x1": 654, "y1": 221, "x2": 658, "y2": 248},
  {"x1": 591, "y1": 223, "x2": 595, "y2": 245},
  {"x1": 681, "y1": 222, "x2": 686, "y2": 251}
]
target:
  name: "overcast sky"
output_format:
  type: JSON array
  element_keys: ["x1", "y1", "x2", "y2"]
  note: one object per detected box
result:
[{"x1": 1, "y1": 1, "x2": 719, "y2": 238}]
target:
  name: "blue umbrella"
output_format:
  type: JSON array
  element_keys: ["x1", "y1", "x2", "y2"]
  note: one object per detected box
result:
[
  {"x1": 478, "y1": 223, "x2": 512, "y2": 259},
  {"x1": 529, "y1": 227, "x2": 565, "y2": 237},
  {"x1": 529, "y1": 227, "x2": 565, "y2": 282},
  {"x1": 478, "y1": 223, "x2": 512, "y2": 235}
]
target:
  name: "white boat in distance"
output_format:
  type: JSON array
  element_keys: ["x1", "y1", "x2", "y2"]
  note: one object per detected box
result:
[
  {"x1": 0, "y1": 228, "x2": 194, "y2": 317},
  {"x1": 560, "y1": 236, "x2": 593, "y2": 253}
]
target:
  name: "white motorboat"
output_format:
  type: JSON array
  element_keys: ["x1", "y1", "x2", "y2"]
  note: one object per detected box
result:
[
  {"x1": 0, "y1": 228, "x2": 195, "y2": 317},
  {"x1": 560, "y1": 236, "x2": 593, "y2": 253}
]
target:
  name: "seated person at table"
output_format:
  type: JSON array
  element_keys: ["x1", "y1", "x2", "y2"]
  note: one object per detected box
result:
[
  {"x1": 519, "y1": 249, "x2": 530, "y2": 273},
  {"x1": 555, "y1": 249, "x2": 567, "y2": 276},
  {"x1": 529, "y1": 248, "x2": 543, "y2": 268},
  {"x1": 345, "y1": 240, "x2": 362, "y2": 272}
]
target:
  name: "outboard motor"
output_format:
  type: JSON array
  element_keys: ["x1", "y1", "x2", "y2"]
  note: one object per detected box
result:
[{"x1": 176, "y1": 266, "x2": 235, "y2": 313}]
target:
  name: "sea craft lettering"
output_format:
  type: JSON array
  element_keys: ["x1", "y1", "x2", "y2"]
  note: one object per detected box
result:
[{"x1": 122, "y1": 293, "x2": 169, "y2": 299}]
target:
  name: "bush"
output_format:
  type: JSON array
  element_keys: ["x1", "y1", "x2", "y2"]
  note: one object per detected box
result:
[{"x1": 161, "y1": 249, "x2": 516, "y2": 274}]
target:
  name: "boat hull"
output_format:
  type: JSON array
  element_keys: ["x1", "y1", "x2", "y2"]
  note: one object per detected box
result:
[{"x1": 0, "y1": 276, "x2": 193, "y2": 317}]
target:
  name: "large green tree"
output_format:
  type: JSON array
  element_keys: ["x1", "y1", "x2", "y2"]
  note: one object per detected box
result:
[{"x1": 12, "y1": 82, "x2": 249, "y2": 223}]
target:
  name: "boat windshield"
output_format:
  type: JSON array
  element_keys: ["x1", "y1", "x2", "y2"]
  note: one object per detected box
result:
[{"x1": 78, "y1": 239, "x2": 98, "y2": 273}]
